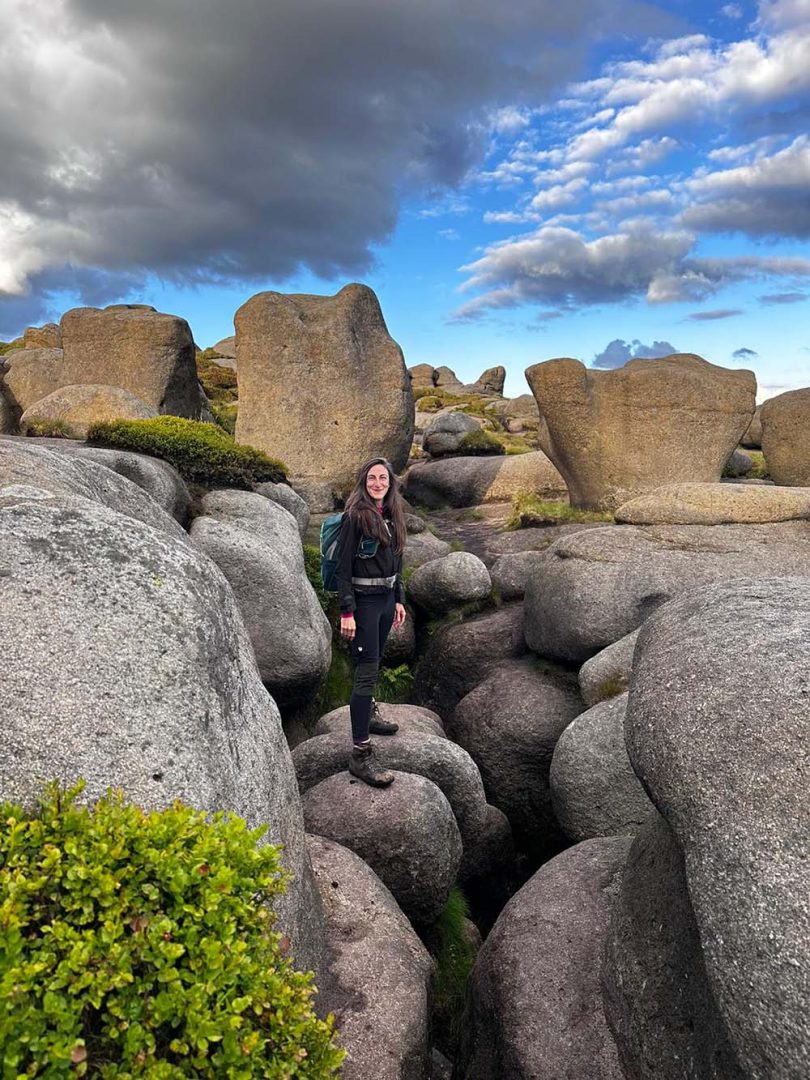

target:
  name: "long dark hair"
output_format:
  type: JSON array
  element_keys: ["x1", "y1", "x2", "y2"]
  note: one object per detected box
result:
[{"x1": 344, "y1": 457, "x2": 406, "y2": 555}]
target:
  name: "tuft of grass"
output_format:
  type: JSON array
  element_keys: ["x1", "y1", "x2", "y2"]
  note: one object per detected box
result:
[
  {"x1": 431, "y1": 888, "x2": 478, "y2": 1056},
  {"x1": 506, "y1": 494, "x2": 614, "y2": 530},
  {"x1": 209, "y1": 400, "x2": 238, "y2": 435},
  {"x1": 742, "y1": 448, "x2": 769, "y2": 480},
  {"x1": 417, "y1": 394, "x2": 444, "y2": 412},
  {"x1": 456, "y1": 429, "x2": 504, "y2": 456},
  {"x1": 375, "y1": 663, "x2": 414, "y2": 703},
  {"x1": 449, "y1": 539, "x2": 466, "y2": 552},
  {"x1": 22, "y1": 417, "x2": 78, "y2": 439},
  {"x1": 591, "y1": 673, "x2": 630, "y2": 704}
]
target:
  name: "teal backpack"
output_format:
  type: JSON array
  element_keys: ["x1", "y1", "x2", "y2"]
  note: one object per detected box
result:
[{"x1": 319, "y1": 513, "x2": 379, "y2": 592}]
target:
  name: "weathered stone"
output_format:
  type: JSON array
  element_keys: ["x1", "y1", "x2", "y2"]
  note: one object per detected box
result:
[
  {"x1": 486, "y1": 394, "x2": 540, "y2": 420},
  {"x1": 403, "y1": 530, "x2": 452, "y2": 567},
  {"x1": 486, "y1": 521, "x2": 607, "y2": 557},
  {"x1": 423, "y1": 411, "x2": 481, "y2": 457},
  {"x1": 525, "y1": 354, "x2": 756, "y2": 510},
  {"x1": 211, "y1": 334, "x2": 236, "y2": 359},
  {"x1": 234, "y1": 284, "x2": 413, "y2": 500},
  {"x1": 761, "y1": 387, "x2": 810, "y2": 486},
  {"x1": 741, "y1": 403, "x2": 762, "y2": 448},
  {"x1": 0, "y1": 387, "x2": 16, "y2": 433},
  {"x1": 21, "y1": 384, "x2": 158, "y2": 437},
  {"x1": 23, "y1": 323, "x2": 62, "y2": 349},
  {"x1": 434, "y1": 365, "x2": 462, "y2": 389},
  {"x1": 550, "y1": 693, "x2": 655, "y2": 842},
  {"x1": 189, "y1": 490, "x2": 331, "y2": 706},
  {"x1": 382, "y1": 607, "x2": 417, "y2": 664},
  {"x1": 625, "y1": 578, "x2": 810, "y2": 1078},
  {"x1": 60, "y1": 304, "x2": 207, "y2": 418},
  {"x1": 615, "y1": 481, "x2": 810, "y2": 525},
  {"x1": 316, "y1": 702, "x2": 444, "y2": 740},
  {"x1": 450, "y1": 658, "x2": 582, "y2": 856},
  {"x1": 407, "y1": 551, "x2": 491, "y2": 615},
  {"x1": 409, "y1": 363, "x2": 436, "y2": 386},
  {"x1": 2, "y1": 347, "x2": 66, "y2": 413},
  {"x1": 524, "y1": 521, "x2": 810, "y2": 663},
  {"x1": 477, "y1": 366, "x2": 505, "y2": 394},
  {"x1": 579, "y1": 629, "x2": 639, "y2": 707},
  {"x1": 404, "y1": 451, "x2": 565, "y2": 509},
  {"x1": 302, "y1": 771, "x2": 463, "y2": 925},
  {"x1": 254, "y1": 480, "x2": 310, "y2": 538},
  {"x1": 456, "y1": 837, "x2": 631, "y2": 1080},
  {"x1": 306, "y1": 835, "x2": 433, "y2": 1080},
  {"x1": 724, "y1": 447, "x2": 754, "y2": 477},
  {"x1": 489, "y1": 550, "x2": 546, "y2": 599}
]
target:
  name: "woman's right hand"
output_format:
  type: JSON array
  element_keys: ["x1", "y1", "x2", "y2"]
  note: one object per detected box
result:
[{"x1": 340, "y1": 614, "x2": 356, "y2": 641}]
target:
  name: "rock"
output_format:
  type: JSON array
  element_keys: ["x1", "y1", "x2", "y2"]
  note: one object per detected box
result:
[
  {"x1": 456, "y1": 837, "x2": 632, "y2": 1080},
  {"x1": 190, "y1": 490, "x2": 331, "y2": 706},
  {"x1": 550, "y1": 693, "x2": 655, "y2": 843},
  {"x1": 625, "y1": 578, "x2": 810, "y2": 1078},
  {"x1": 761, "y1": 387, "x2": 810, "y2": 486},
  {"x1": 486, "y1": 521, "x2": 606, "y2": 557},
  {"x1": 602, "y1": 815, "x2": 745, "y2": 1080},
  {"x1": 431, "y1": 1048, "x2": 453, "y2": 1080},
  {"x1": 306, "y1": 834, "x2": 433, "y2": 1080},
  {"x1": 254, "y1": 480, "x2": 310, "y2": 538},
  {"x1": 486, "y1": 394, "x2": 540, "y2": 421},
  {"x1": 423, "y1": 411, "x2": 481, "y2": 457},
  {"x1": 211, "y1": 334, "x2": 236, "y2": 359},
  {"x1": 525, "y1": 354, "x2": 756, "y2": 510},
  {"x1": 382, "y1": 607, "x2": 417, "y2": 664},
  {"x1": 60, "y1": 304, "x2": 208, "y2": 418},
  {"x1": 579, "y1": 629, "x2": 639, "y2": 707},
  {"x1": 724, "y1": 447, "x2": 754, "y2": 477},
  {"x1": 477, "y1": 366, "x2": 505, "y2": 394},
  {"x1": 234, "y1": 284, "x2": 413, "y2": 501},
  {"x1": 0, "y1": 387, "x2": 16, "y2": 433},
  {"x1": 2, "y1": 347, "x2": 66, "y2": 413},
  {"x1": 524, "y1": 521, "x2": 810, "y2": 664},
  {"x1": 403, "y1": 530, "x2": 452, "y2": 567},
  {"x1": 407, "y1": 551, "x2": 491, "y2": 614},
  {"x1": 405, "y1": 512, "x2": 426, "y2": 534},
  {"x1": 302, "y1": 771, "x2": 463, "y2": 925},
  {"x1": 615, "y1": 481, "x2": 810, "y2": 525},
  {"x1": 23, "y1": 323, "x2": 62, "y2": 349},
  {"x1": 316, "y1": 702, "x2": 445, "y2": 740},
  {"x1": 489, "y1": 550, "x2": 546, "y2": 599},
  {"x1": 413, "y1": 604, "x2": 527, "y2": 721},
  {"x1": 457, "y1": 802, "x2": 516, "y2": 889},
  {"x1": 0, "y1": 436, "x2": 188, "y2": 541},
  {"x1": 404, "y1": 451, "x2": 565, "y2": 509},
  {"x1": 21, "y1": 384, "x2": 158, "y2": 437},
  {"x1": 434, "y1": 365, "x2": 463, "y2": 390},
  {"x1": 741, "y1": 403, "x2": 763, "y2": 448},
  {"x1": 449, "y1": 658, "x2": 582, "y2": 857},
  {"x1": 0, "y1": 490, "x2": 323, "y2": 973},
  {"x1": 409, "y1": 363, "x2": 436, "y2": 387}
]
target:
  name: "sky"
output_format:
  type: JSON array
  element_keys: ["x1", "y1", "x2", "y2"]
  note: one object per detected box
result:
[{"x1": 1, "y1": 0, "x2": 808, "y2": 401}]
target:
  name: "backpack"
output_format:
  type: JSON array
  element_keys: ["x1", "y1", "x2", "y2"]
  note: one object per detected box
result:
[{"x1": 319, "y1": 512, "x2": 380, "y2": 593}]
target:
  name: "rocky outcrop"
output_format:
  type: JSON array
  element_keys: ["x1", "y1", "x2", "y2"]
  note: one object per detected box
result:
[
  {"x1": 407, "y1": 551, "x2": 491, "y2": 614},
  {"x1": 423, "y1": 411, "x2": 480, "y2": 457},
  {"x1": 409, "y1": 363, "x2": 436, "y2": 387},
  {"x1": 404, "y1": 451, "x2": 565, "y2": 509},
  {"x1": 2, "y1": 347, "x2": 66, "y2": 414},
  {"x1": 234, "y1": 284, "x2": 413, "y2": 508},
  {"x1": 211, "y1": 334, "x2": 236, "y2": 359},
  {"x1": 761, "y1": 387, "x2": 810, "y2": 486},
  {"x1": 23, "y1": 323, "x2": 62, "y2": 349},
  {"x1": 21, "y1": 384, "x2": 158, "y2": 437},
  {"x1": 525, "y1": 354, "x2": 756, "y2": 510},
  {"x1": 403, "y1": 530, "x2": 452, "y2": 567},
  {"x1": 615, "y1": 481, "x2": 810, "y2": 524}
]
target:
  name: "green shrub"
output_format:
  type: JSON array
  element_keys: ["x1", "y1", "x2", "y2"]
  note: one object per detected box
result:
[
  {"x1": 744, "y1": 449, "x2": 769, "y2": 480},
  {"x1": 417, "y1": 395, "x2": 443, "y2": 412},
  {"x1": 412, "y1": 386, "x2": 437, "y2": 401},
  {"x1": 431, "y1": 888, "x2": 477, "y2": 1056},
  {"x1": 87, "y1": 417, "x2": 286, "y2": 490},
  {"x1": 210, "y1": 401, "x2": 239, "y2": 436},
  {"x1": 22, "y1": 417, "x2": 79, "y2": 439},
  {"x1": 456, "y1": 430, "x2": 504, "y2": 457},
  {"x1": 0, "y1": 338, "x2": 24, "y2": 356},
  {"x1": 375, "y1": 663, "x2": 413, "y2": 704},
  {"x1": 506, "y1": 494, "x2": 614, "y2": 529},
  {"x1": 448, "y1": 539, "x2": 465, "y2": 552},
  {"x1": 196, "y1": 353, "x2": 238, "y2": 403},
  {"x1": 0, "y1": 782, "x2": 344, "y2": 1078}
]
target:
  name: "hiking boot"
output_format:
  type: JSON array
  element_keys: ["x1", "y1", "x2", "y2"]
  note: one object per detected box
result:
[
  {"x1": 349, "y1": 743, "x2": 395, "y2": 787},
  {"x1": 368, "y1": 698, "x2": 399, "y2": 735}
]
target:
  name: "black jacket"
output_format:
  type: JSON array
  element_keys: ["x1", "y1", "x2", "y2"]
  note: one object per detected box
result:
[{"x1": 336, "y1": 511, "x2": 405, "y2": 614}]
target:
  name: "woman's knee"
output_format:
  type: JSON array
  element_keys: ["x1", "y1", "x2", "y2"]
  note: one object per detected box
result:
[{"x1": 353, "y1": 659, "x2": 379, "y2": 695}]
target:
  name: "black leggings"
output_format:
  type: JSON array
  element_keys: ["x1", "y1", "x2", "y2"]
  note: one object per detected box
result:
[{"x1": 349, "y1": 590, "x2": 396, "y2": 744}]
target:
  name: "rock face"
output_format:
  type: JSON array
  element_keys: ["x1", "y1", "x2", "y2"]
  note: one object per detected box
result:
[
  {"x1": 578, "y1": 629, "x2": 639, "y2": 707},
  {"x1": 477, "y1": 366, "x2": 505, "y2": 394},
  {"x1": 615, "y1": 481, "x2": 810, "y2": 525},
  {"x1": 306, "y1": 835, "x2": 433, "y2": 1080},
  {"x1": 625, "y1": 578, "x2": 810, "y2": 1078},
  {"x1": 254, "y1": 480, "x2": 310, "y2": 538},
  {"x1": 423, "y1": 411, "x2": 480, "y2": 457},
  {"x1": 489, "y1": 550, "x2": 546, "y2": 599},
  {"x1": 741, "y1": 403, "x2": 762, "y2": 447},
  {"x1": 761, "y1": 388, "x2": 810, "y2": 486},
  {"x1": 456, "y1": 837, "x2": 631, "y2": 1080},
  {"x1": 525, "y1": 354, "x2": 756, "y2": 510},
  {"x1": 211, "y1": 334, "x2": 236, "y2": 359},
  {"x1": 404, "y1": 451, "x2": 565, "y2": 509},
  {"x1": 21, "y1": 384, "x2": 158, "y2": 437},
  {"x1": 407, "y1": 551, "x2": 491, "y2": 614},
  {"x1": 234, "y1": 284, "x2": 413, "y2": 506},
  {"x1": 550, "y1": 693, "x2": 655, "y2": 843},
  {"x1": 403, "y1": 530, "x2": 452, "y2": 567},
  {"x1": 189, "y1": 490, "x2": 331, "y2": 707},
  {"x1": 409, "y1": 363, "x2": 436, "y2": 386},
  {"x1": 23, "y1": 323, "x2": 62, "y2": 349},
  {"x1": 60, "y1": 304, "x2": 207, "y2": 418},
  {"x1": 2, "y1": 347, "x2": 66, "y2": 413},
  {"x1": 524, "y1": 521, "x2": 810, "y2": 663}
]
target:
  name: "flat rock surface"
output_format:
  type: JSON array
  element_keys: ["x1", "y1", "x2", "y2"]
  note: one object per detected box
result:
[{"x1": 615, "y1": 481, "x2": 810, "y2": 524}]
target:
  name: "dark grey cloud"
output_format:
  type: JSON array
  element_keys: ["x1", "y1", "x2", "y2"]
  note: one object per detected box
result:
[
  {"x1": 733, "y1": 347, "x2": 758, "y2": 358},
  {"x1": 759, "y1": 291, "x2": 807, "y2": 304},
  {"x1": 591, "y1": 338, "x2": 677, "y2": 369},
  {"x1": 688, "y1": 309, "x2": 743, "y2": 320}
]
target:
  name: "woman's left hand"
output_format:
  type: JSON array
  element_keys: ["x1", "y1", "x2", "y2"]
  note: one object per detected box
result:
[{"x1": 393, "y1": 603, "x2": 406, "y2": 629}]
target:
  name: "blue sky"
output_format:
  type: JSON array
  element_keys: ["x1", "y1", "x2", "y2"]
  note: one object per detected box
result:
[{"x1": 1, "y1": 0, "x2": 808, "y2": 400}]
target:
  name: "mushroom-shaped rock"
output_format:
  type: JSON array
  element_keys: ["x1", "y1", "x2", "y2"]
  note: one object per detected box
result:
[
  {"x1": 407, "y1": 551, "x2": 491, "y2": 614},
  {"x1": 306, "y1": 835, "x2": 433, "y2": 1080},
  {"x1": 302, "y1": 771, "x2": 463, "y2": 925},
  {"x1": 254, "y1": 480, "x2": 310, "y2": 538},
  {"x1": 625, "y1": 578, "x2": 810, "y2": 1078},
  {"x1": 234, "y1": 284, "x2": 413, "y2": 505},
  {"x1": 190, "y1": 490, "x2": 331, "y2": 706},
  {"x1": 316, "y1": 702, "x2": 444, "y2": 739},
  {"x1": 761, "y1": 387, "x2": 810, "y2": 486},
  {"x1": 525, "y1": 354, "x2": 756, "y2": 510},
  {"x1": 404, "y1": 452, "x2": 564, "y2": 509},
  {"x1": 578, "y1": 629, "x2": 639, "y2": 707},
  {"x1": 449, "y1": 658, "x2": 582, "y2": 857},
  {"x1": 550, "y1": 693, "x2": 655, "y2": 842},
  {"x1": 615, "y1": 481, "x2": 810, "y2": 525},
  {"x1": 456, "y1": 837, "x2": 632, "y2": 1080},
  {"x1": 423, "y1": 411, "x2": 480, "y2": 457},
  {"x1": 21, "y1": 384, "x2": 158, "y2": 438}
]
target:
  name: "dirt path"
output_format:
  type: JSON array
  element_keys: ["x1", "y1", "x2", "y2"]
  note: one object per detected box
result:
[{"x1": 425, "y1": 502, "x2": 513, "y2": 563}]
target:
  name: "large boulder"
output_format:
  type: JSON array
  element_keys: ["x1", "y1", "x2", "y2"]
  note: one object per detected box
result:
[
  {"x1": 189, "y1": 490, "x2": 331, "y2": 706},
  {"x1": 23, "y1": 323, "x2": 62, "y2": 349},
  {"x1": 486, "y1": 521, "x2": 607, "y2": 557},
  {"x1": 254, "y1": 480, "x2": 310, "y2": 538},
  {"x1": 234, "y1": 284, "x2": 413, "y2": 507},
  {"x1": 488, "y1": 550, "x2": 546, "y2": 599},
  {"x1": 407, "y1": 551, "x2": 491, "y2": 615},
  {"x1": 578, "y1": 629, "x2": 639, "y2": 707},
  {"x1": 404, "y1": 451, "x2": 565, "y2": 509},
  {"x1": 615, "y1": 481, "x2": 810, "y2": 525},
  {"x1": 476, "y1": 366, "x2": 505, "y2": 394},
  {"x1": 449, "y1": 658, "x2": 581, "y2": 857},
  {"x1": 60, "y1": 304, "x2": 208, "y2": 418},
  {"x1": 2, "y1": 347, "x2": 66, "y2": 413},
  {"x1": 316, "y1": 702, "x2": 444, "y2": 739},
  {"x1": 524, "y1": 521, "x2": 810, "y2": 664},
  {"x1": 625, "y1": 578, "x2": 810, "y2": 1078},
  {"x1": 409, "y1": 363, "x2": 436, "y2": 387},
  {"x1": 423, "y1": 411, "x2": 481, "y2": 457},
  {"x1": 302, "y1": 771, "x2": 463, "y2": 925},
  {"x1": 456, "y1": 837, "x2": 632, "y2": 1080},
  {"x1": 0, "y1": 486, "x2": 323, "y2": 972},
  {"x1": 0, "y1": 387, "x2": 16, "y2": 433},
  {"x1": 21, "y1": 384, "x2": 158, "y2": 437},
  {"x1": 761, "y1": 387, "x2": 810, "y2": 486},
  {"x1": 525, "y1": 354, "x2": 756, "y2": 510},
  {"x1": 211, "y1": 334, "x2": 236, "y2": 359},
  {"x1": 550, "y1": 693, "x2": 655, "y2": 843},
  {"x1": 403, "y1": 530, "x2": 452, "y2": 567},
  {"x1": 306, "y1": 835, "x2": 433, "y2": 1080}
]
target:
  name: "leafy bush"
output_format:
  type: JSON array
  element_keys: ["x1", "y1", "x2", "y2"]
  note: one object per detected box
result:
[
  {"x1": 506, "y1": 494, "x2": 614, "y2": 530},
  {"x1": 87, "y1": 417, "x2": 286, "y2": 490},
  {"x1": 456, "y1": 430, "x2": 504, "y2": 456},
  {"x1": 22, "y1": 417, "x2": 79, "y2": 439},
  {"x1": 0, "y1": 782, "x2": 344, "y2": 1078},
  {"x1": 744, "y1": 449, "x2": 769, "y2": 480},
  {"x1": 375, "y1": 663, "x2": 413, "y2": 704},
  {"x1": 430, "y1": 888, "x2": 477, "y2": 1056}
]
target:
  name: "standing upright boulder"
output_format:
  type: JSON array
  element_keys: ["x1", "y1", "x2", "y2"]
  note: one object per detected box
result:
[
  {"x1": 525, "y1": 354, "x2": 755, "y2": 509},
  {"x1": 761, "y1": 388, "x2": 810, "y2": 486},
  {"x1": 235, "y1": 284, "x2": 413, "y2": 507}
]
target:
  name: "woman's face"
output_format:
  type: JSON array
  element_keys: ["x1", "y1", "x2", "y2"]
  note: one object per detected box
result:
[{"x1": 365, "y1": 464, "x2": 390, "y2": 502}]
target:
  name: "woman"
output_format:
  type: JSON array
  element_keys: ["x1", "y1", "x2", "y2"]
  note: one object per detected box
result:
[{"x1": 336, "y1": 457, "x2": 407, "y2": 787}]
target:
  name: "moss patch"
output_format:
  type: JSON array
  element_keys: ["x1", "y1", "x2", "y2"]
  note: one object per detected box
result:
[
  {"x1": 506, "y1": 494, "x2": 614, "y2": 529},
  {"x1": 456, "y1": 429, "x2": 504, "y2": 456},
  {"x1": 431, "y1": 888, "x2": 478, "y2": 1056},
  {"x1": 22, "y1": 417, "x2": 79, "y2": 439}
]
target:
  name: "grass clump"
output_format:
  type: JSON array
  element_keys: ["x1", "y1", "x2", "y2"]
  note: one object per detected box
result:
[
  {"x1": 87, "y1": 417, "x2": 286, "y2": 490},
  {"x1": 456, "y1": 429, "x2": 504, "y2": 456},
  {"x1": 417, "y1": 395, "x2": 443, "y2": 412},
  {"x1": 0, "y1": 781, "x2": 344, "y2": 1078},
  {"x1": 375, "y1": 663, "x2": 413, "y2": 704},
  {"x1": 0, "y1": 338, "x2": 24, "y2": 356},
  {"x1": 591, "y1": 673, "x2": 630, "y2": 704},
  {"x1": 506, "y1": 494, "x2": 614, "y2": 530},
  {"x1": 22, "y1": 417, "x2": 79, "y2": 439},
  {"x1": 431, "y1": 888, "x2": 478, "y2": 1056}
]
